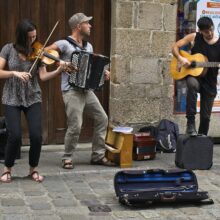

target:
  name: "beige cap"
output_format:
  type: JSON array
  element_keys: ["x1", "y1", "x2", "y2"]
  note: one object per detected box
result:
[{"x1": 69, "y1": 13, "x2": 92, "y2": 29}]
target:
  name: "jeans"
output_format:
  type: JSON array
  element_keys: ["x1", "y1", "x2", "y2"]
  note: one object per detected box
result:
[
  {"x1": 186, "y1": 76, "x2": 215, "y2": 135},
  {"x1": 4, "y1": 103, "x2": 42, "y2": 168},
  {"x1": 62, "y1": 90, "x2": 108, "y2": 161}
]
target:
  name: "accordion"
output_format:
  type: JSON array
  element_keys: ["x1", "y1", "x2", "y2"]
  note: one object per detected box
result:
[{"x1": 68, "y1": 51, "x2": 110, "y2": 90}]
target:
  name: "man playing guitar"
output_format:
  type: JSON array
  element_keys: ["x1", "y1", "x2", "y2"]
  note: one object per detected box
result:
[{"x1": 172, "y1": 17, "x2": 220, "y2": 136}]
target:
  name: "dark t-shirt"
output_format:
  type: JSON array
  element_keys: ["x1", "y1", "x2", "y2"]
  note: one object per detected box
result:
[{"x1": 191, "y1": 32, "x2": 220, "y2": 95}]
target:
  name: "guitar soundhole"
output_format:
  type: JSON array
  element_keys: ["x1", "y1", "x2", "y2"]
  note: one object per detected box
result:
[{"x1": 190, "y1": 61, "x2": 196, "y2": 68}]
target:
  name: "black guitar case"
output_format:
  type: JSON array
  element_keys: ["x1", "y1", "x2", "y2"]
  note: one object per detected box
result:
[
  {"x1": 114, "y1": 169, "x2": 213, "y2": 207},
  {"x1": 175, "y1": 134, "x2": 213, "y2": 170}
]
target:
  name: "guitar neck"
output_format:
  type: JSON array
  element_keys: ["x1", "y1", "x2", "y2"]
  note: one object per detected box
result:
[{"x1": 196, "y1": 62, "x2": 220, "y2": 68}]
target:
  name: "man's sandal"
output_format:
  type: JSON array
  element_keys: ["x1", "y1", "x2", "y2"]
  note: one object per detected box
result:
[
  {"x1": 91, "y1": 157, "x2": 116, "y2": 166},
  {"x1": 62, "y1": 159, "x2": 74, "y2": 169},
  {"x1": 0, "y1": 171, "x2": 12, "y2": 183},
  {"x1": 28, "y1": 171, "x2": 44, "y2": 183}
]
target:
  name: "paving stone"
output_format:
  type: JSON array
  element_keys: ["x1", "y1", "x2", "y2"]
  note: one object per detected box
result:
[
  {"x1": 52, "y1": 198, "x2": 78, "y2": 207},
  {"x1": 208, "y1": 208, "x2": 220, "y2": 218},
  {"x1": 2, "y1": 215, "x2": 31, "y2": 220},
  {"x1": 43, "y1": 180, "x2": 69, "y2": 193},
  {"x1": 32, "y1": 215, "x2": 61, "y2": 220},
  {"x1": 139, "y1": 210, "x2": 161, "y2": 219},
  {"x1": 1, "y1": 198, "x2": 25, "y2": 206},
  {"x1": 89, "y1": 215, "x2": 117, "y2": 220},
  {"x1": 88, "y1": 204, "x2": 112, "y2": 212},
  {"x1": 56, "y1": 206, "x2": 89, "y2": 215},
  {"x1": 179, "y1": 207, "x2": 204, "y2": 215},
  {"x1": 23, "y1": 191, "x2": 46, "y2": 196},
  {"x1": 30, "y1": 202, "x2": 51, "y2": 210},
  {"x1": 48, "y1": 192, "x2": 76, "y2": 203},
  {"x1": 31, "y1": 210, "x2": 55, "y2": 216},
  {"x1": 101, "y1": 196, "x2": 118, "y2": 205},
  {"x1": 189, "y1": 215, "x2": 217, "y2": 220},
  {"x1": 74, "y1": 193, "x2": 97, "y2": 200},
  {"x1": 59, "y1": 214, "x2": 89, "y2": 220},
  {"x1": 1, "y1": 207, "x2": 30, "y2": 214},
  {"x1": 113, "y1": 211, "x2": 143, "y2": 218}
]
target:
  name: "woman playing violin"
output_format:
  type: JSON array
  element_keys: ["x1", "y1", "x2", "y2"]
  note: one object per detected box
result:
[{"x1": 0, "y1": 19, "x2": 69, "y2": 183}]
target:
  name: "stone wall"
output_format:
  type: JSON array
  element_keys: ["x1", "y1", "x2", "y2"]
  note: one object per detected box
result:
[{"x1": 110, "y1": 0, "x2": 178, "y2": 129}]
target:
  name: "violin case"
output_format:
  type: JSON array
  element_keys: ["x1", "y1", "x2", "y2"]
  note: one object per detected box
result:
[
  {"x1": 114, "y1": 169, "x2": 213, "y2": 207},
  {"x1": 133, "y1": 132, "x2": 156, "y2": 160}
]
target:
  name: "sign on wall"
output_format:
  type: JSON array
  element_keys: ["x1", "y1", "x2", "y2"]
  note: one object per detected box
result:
[
  {"x1": 196, "y1": 0, "x2": 220, "y2": 36},
  {"x1": 196, "y1": 0, "x2": 220, "y2": 112}
]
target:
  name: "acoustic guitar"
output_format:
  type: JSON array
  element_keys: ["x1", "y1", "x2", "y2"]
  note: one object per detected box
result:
[{"x1": 170, "y1": 50, "x2": 220, "y2": 80}]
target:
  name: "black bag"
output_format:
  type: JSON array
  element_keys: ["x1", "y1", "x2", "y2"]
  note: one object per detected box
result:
[
  {"x1": 156, "y1": 119, "x2": 179, "y2": 153},
  {"x1": 175, "y1": 134, "x2": 213, "y2": 170},
  {"x1": 114, "y1": 169, "x2": 213, "y2": 207},
  {"x1": 139, "y1": 120, "x2": 179, "y2": 153},
  {"x1": 0, "y1": 117, "x2": 7, "y2": 160},
  {"x1": 139, "y1": 125, "x2": 158, "y2": 138}
]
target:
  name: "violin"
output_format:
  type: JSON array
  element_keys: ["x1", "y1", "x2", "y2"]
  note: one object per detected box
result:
[
  {"x1": 28, "y1": 41, "x2": 77, "y2": 72},
  {"x1": 28, "y1": 41, "x2": 61, "y2": 65},
  {"x1": 28, "y1": 21, "x2": 76, "y2": 73}
]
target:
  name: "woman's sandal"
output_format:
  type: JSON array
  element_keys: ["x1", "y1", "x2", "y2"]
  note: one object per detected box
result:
[
  {"x1": 0, "y1": 171, "x2": 12, "y2": 183},
  {"x1": 62, "y1": 159, "x2": 74, "y2": 169},
  {"x1": 28, "y1": 171, "x2": 44, "y2": 183}
]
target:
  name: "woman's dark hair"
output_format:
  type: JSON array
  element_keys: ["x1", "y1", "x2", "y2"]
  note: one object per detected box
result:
[
  {"x1": 14, "y1": 19, "x2": 36, "y2": 55},
  {"x1": 197, "y1": 17, "x2": 214, "y2": 31}
]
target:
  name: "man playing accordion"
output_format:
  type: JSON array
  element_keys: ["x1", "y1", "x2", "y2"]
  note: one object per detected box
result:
[{"x1": 46, "y1": 12, "x2": 114, "y2": 169}]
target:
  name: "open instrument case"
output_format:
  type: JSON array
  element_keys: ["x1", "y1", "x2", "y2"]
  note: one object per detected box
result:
[{"x1": 114, "y1": 169, "x2": 213, "y2": 207}]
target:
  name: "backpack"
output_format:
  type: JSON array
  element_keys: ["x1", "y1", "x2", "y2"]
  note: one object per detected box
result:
[{"x1": 156, "y1": 119, "x2": 179, "y2": 153}]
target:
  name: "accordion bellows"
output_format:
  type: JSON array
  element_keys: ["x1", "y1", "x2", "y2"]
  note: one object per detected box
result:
[{"x1": 69, "y1": 51, "x2": 110, "y2": 90}]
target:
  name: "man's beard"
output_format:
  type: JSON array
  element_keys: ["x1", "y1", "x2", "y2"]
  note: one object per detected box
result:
[{"x1": 80, "y1": 30, "x2": 90, "y2": 39}]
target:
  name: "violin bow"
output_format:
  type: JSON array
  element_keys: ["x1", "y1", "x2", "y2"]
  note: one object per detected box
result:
[{"x1": 29, "y1": 20, "x2": 59, "y2": 74}]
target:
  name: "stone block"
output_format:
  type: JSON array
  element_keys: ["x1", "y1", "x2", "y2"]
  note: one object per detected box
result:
[
  {"x1": 131, "y1": 57, "x2": 160, "y2": 84},
  {"x1": 160, "y1": 59, "x2": 174, "y2": 85},
  {"x1": 139, "y1": 3, "x2": 162, "y2": 30},
  {"x1": 114, "y1": 1, "x2": 133, "y2": 28},
  {"x1": 111, "y1": 0, "x2": 117, "y2": 28},
  {"x1": 151, "y1": 31, "x2": 176, "y2": 57},
  {"x1": 110, "y1": 83, "x2": 146, "y2": 99},
  {"x1": 164, "y1": 4, "x2": 177, "y2": 31},
  {"x1": 109, "y1": 98, "x2": 161, "y2": 124},
  {"x1": 111, "y1": 29, "x2": 151, "y2": 56},
  {"x1": 159, "y1": 0, "x2": 177, "y2": 4},
  {"x1": 145, "y1": 84, "x2": 162, "y2": 99},
  {"x1": 159, "y1": 96, "x2": 174, "y2": 119},
  {"x1": 110, "y1": 55, "x2": 130, "y2": 84}
]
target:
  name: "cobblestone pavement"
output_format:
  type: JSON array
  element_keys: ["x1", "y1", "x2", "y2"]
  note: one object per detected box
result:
[{"x1": 0, "y1": 144, "x2": 220, "y2": 220}]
